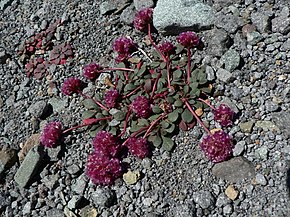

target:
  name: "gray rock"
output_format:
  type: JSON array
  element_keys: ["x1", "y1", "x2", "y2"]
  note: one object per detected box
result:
[
  {"x1": 71, "y1": 174, "x2": 88, "y2": 195},
  {"x1": 220, "y1": 49, "x2": 240, "y2": 72},
  {"x1": 48, "y1": 97, "x2": 68, "y2": 113},
  {"x1": 0, "y1": 194, "x2": 10, "y2": 211},
  {"x1": 280, "y1": 39, "x2": 290, "y2": 51},
  {"x1": 223, "y1": 204, "x2": 233, "y2": 214},
  {"x1": 251, "y1": 11, "x2": 270, "y2": 33},
  {"x1": 133, "y1": 0, "x2": 154, "y2": 11},
  {"x1": 14, "y1": 146, "x2": 44, "y2": 188},
  {"x1": 91, "y1": 188, "x2": 116, "y2": 207},
  {"x1": 153, "y1": 0, "x2": 215, "y2": 35},
  {"x1": 255, "y1": 173, "x2": 267, "y2": 185},
  {"x1": 0, "y1": 148, "x2": 17, "y2": 175},
  {"x1": 212, "y1": 0, "x2": 242, "y2": 10},
  {"x1": 255, "y1": 147, "x2": 268, "y2": 160},
  {"x1": 216, "y1": 193, "x2": 231, "y2": 207},
  {"x1": 169, "y1": 202, "x2": 196, "y2": 217},
  {"x1": 99, "y1": 1, "x2": 117, "y2": 15},
  {"x1": 205, "y1": 28, "x2": 230, "y2": 57},
  {"x1": 246, "y1": 31, "x2": 263, "y2": 45},
  {"x1": 68, "y1": 195, "x2": 83, "y2": 210},
  {"x1": 193, "y1": 191, "x2": 215, "y2": 209},
  {"x1": 272, "y1": 111, "x2": 290, "y2": 137},
  {"x1": 265, "y1": 101, "x2": 279, "y2": 112},
  {"x1": 23, "y1": 201, "x2": 32, "y2": 215},
  {"x1": 216, "y1": 68, "x2": 233, "y2": 83},
  {"x1": 27, "y1": 100, "x2": 50, "y2": 118},
  {"x1": 46, "y1": 145, "x2": 62, "y2": 161},
  {"x1": 233, "y1": 141, "x2": 245, "y2": 156},
  {"x1": 120, "y1": 4, "x2": 136, "y2": 25},
  {"x1": 46, "y1": 208, "x2": 64, "y2": 217},
  {"x1": 215, "y1": 13, "x2": 242, "y2": 34},
  {"x1": 42, "y1": 174, "x2": 59, "y2": 190},
  {"x1": 0, "y1": 0, "x2": 14, "y2": 10},
  {"x1": 205, "y1": 65, "x2": 216, "y2": 81},
  {"x1": 67, "y1": 164, "x2": 80, "y2": 175},
  {"x1": 272, "y1": 6, "x2": 290, "y2": 34},
  {"x1": 212, "y1": 157, "x2": 255, "y2": 183}
]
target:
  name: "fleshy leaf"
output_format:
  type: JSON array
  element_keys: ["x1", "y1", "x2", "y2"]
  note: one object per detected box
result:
[
  {"x1": 82, "y1": 110, "x2": 96, "y2": 119},
  {"x1": 168, "y1": 110, "x2": 179, "y2": 122},
  {"x1": 181, "y1": 108, "x2": 193, "y2": 123},
  {"x1": 148, "y1": 135, "x2": 162, "y2": 148},
  {"x1": 162, "y1": 136, "x2": 174, "y2": 151},
  {"x1": 83, "y1": 99, "x2": 99, "y2": 110}
]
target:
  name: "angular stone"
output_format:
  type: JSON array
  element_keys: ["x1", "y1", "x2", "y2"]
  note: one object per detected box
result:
[
  {"x1": 239, "y1": 121, "x2": 254, "y2": 133},
  {"x1": 123, "y1": 170, "x2": 140, "y2": 185},
  {"x1": 220, "y1": 49, "x2": 240, "y2": 72},
  {"x1": 225, "y1": 185, "x2": 239, "y2": 200},
  {"x1": 46, "y1": 208, "x2": 64, "y2": 217},
  {"x1": 14, "y1": 146, "x2": 44, "y2": 188},
  {"x1": 215, "y1": 13, "x2": 242, "y2": 34},
  {"x1": 0, "y1": 148, "x2": 17, "y2": 175},
  {"x1": 271, "y1": 6, "x2": 290, "y2": 34},
  {"x1": 91, "y1": 188, "x2": 116, "y2": 207},
  {"x1": 18, "y1": 134, "x2": 40, "y2": 162},
  {"x1": 133, "y1": 0, "x2": 154, "y2": 11},
  {"x1": 212, "y1": 157, "x2": 255, "y2": 183},
  {"x1": 120, "y1": 4, "x2": 135, "y2": 25},
  {"x1": 271, "y1": 111, "x2": 290, "y2": 137},
  {"x1": 99, "y1": 1, "x2": 117, "y2": 15},
  {"x1": 216, "y1": 68, "x2": 233, "y2": 83},
  {"x1": 192, "y1": 191, "x2": 215, "y2": 209},
  {"x1": 153, "y1": 0, "x2": 214, "y2": 35},
  {"x1": 251, "y1": 12, "x2": 271, "y2": 33},
  {"x1": 246, "y1": 31, "x2": 263, "y2": 45},
  {"x1": 71, "y1": 174, "x2": 87, "y2": 195},
  {"x1": 204, "y1": 28, "x2": 230, "y2": 57},
  {"x1": 255, "y1": 120, "x2": 279, "y2": 131},
  {"x1": 79, "y1": 205, "x2": 98, "y2": 217},
  {"x1": 27, "y1": 100, "x2": 51, "y2": 119}
]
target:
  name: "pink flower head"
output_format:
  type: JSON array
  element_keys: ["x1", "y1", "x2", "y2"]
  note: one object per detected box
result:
[
  {"x1": 61, "y1": 77, "x2": 83, "y2": 96},
  {"x1": 93, "y1": 131, "x2": 121, "y2": 157},
  {"x1": 86, "y1": 152, "x2": 122, "y2": 185},
  {"x1": 177, "y1": 31, "x2": 200, "y2": 48},
  {"x1": 133, "y1": 8, "x2": 154, "y2": 31},
  {"x1": 214, "y1": 104, "x2": 235, "y2": 127},
  {"x1": 40, "y1": 121, "x2": 63, "y2": 148},
  {"x1": 131, "y1": 96, "x2": 152, "y2": 118},
  {"x1": 126, "y1": 137, "x2": 150, "y2": 159},
  {"x1": 158, "y1": 42, "x2": 175, "y2": 56},
  {"x1": 83, "y1": 63, "x2": 103, "y2": 80},
  {"x1": 113, "y1": 37, "x2": 136, "y2": 63},
  {"x1": 105, "y1": 89, "x2": 120, "y2": 108},
  {"x1": 200, "y1": 131, "x2": 233, "y2": 163}
]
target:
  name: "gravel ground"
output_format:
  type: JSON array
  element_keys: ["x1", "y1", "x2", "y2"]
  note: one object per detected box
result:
[{"x1": 0, "y1": 0, "x2": 290, "y2": 216}]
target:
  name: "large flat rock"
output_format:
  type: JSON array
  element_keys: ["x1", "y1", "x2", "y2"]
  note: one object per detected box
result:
[{"x1": 153, "y1": 0, "x2": 215, "y2": 35}]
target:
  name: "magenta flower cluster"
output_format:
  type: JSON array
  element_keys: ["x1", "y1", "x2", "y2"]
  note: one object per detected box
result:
[
  {"x1": 177, "y1": 31, "x2": 200, "y2": 48},
  {"x1": 159, "y1": 42, "x2": 175, "y2": 56},
  {"x1": 83, "y1": 63, "x2": 103, "y2": 80},
  {"x1": 61, "y1": 77, "x2": 82, "y2": 96},
  {"x1": 40, "y1": 121, "x2": 63, "y2": 148},
  {"x1": 86, "y1": 153, "x2": 122, "y2": 185},
  {"x1": 104, "y1": 89, "x2": 120, "y2": 108},
  {"x1": 200, "y1": 131, "x2": 233, "y2": 163},
  {"x1": 214, "y1": 104, "x2": 235, "y2": 127},
  {"x1": 126, "y1": 137, "x2": 150, "y2": 159},
  {"x1": 131, "y1": 96, "x2": 152, "y2": 118},
  {"x1": 133, "y1": 8, "x2": 153, "y2": 31},
  {"x1": 113, "y1": 37, "x2": 136, "y2": 63},
  {"x1": 86, "y1": 131, "x2": 122, "y2": 185}
]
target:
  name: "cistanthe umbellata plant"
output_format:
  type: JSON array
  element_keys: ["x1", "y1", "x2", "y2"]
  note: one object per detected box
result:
[{"x1": 40, "y1": 8, "x2": 235, "y2": 185}]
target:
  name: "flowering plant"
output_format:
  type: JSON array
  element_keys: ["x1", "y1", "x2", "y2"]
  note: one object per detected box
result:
[{"x1": 40, "y1": 8, "x2": 236, "y2": 185}]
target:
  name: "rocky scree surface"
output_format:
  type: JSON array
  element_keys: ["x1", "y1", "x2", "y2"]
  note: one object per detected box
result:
[{"x1": 0, "y1": 0, "x2": 290, "y2": 216}]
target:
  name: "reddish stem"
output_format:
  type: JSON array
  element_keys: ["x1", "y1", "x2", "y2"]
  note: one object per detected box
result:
[
  {"x1": 183, "y1": 99, "x2": 211, "y2": 134},
  {"x1": 79, "y1": 92, "x2": 109, "y2": 112},
  {"x1": 122, "y1": 126, "x2": 149, "y2": 146},
  {"x1": 151, "y1": 72, "x2": 162, "y2": 99},
  {"x1": 198, "y1": 98, "x2": 216, "y2": 111},
  {"x1": 118, "y1": 108, "x2": 132, "y2": 138},
  {"x1": 104, "y1": 67, "x2": 134, "y2": 72},
  {"x1": 62, "y1": 116, "x2": 112, "y2": 134},
  {"x1": 147, "y1": 24, "x2": 167, "y2": 62},
  {"x1": 166, "y1": 58, "x2": 172, "y2": 89},
  {"x1": 144, "y1": 113, "x2": 168, "y2": 138},
  {"x1": 122, "y1": 85, "x2": 143, "y2": 99},
  {"x1": 187, "y1": 48, "x2": 191, "y2": 84}
]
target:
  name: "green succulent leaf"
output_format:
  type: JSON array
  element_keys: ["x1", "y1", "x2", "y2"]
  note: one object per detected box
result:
[
  {"x1": 161, "y1": 136, "x2": 175, "y2": 151},
  {"x1": 175, "y1": 44, "x2": 184, "y2": 54},
  {"x1": 138, "y1": 118, "x2": 149, "y2": 127},
  {"x1": 83, "y1": 99, "x2": 99, "y2": 110},
  {"x1": 161, "y1": 120, "x2": 170, "y2": 129},
  {"x1": 181, "y1": 108, "x2": 193, "y2": 123},
  {"x1": 113, "y1": 111, "x2": 125, "y2": 121},
  {"x1": 148, "y1": 114, "x2": 161, "y2": 121},
  {"x1": 174, "y1": 99, "x2": 183, "y2": 108},
  {"x1": 148, "y1": 135, "x2": 162, "y2": 148},
  {"x1": 124, "y1": 83, "x2": 136, "y2": 92},
  {"x1": 166, "y1": 96, "x2": 175, "y2": 104},
  {"x1": 168, "y1": 110, "x2": 179, "y2": 122},
  {"x1": 160, "y1": 62, "x2": 166, "y2": 69},
  {"x1": 164, "y1": 123, "x2": 175, "y2": 133},
  {"x1": 82, "y1": 110, "x2": 96, "y2": 119},
  {"x1": 152, "y1": 105, "x2": 162, "y2": 114},
  {"x1": 173, "y1": 70, "x2": 183, "y2": 80}
]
